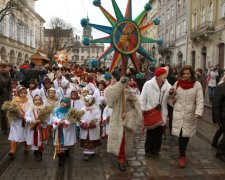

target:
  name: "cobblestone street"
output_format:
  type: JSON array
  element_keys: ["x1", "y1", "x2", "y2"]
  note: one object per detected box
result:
[{"x1": 0, "y1": 108, "x2": 225, "y2": 180}]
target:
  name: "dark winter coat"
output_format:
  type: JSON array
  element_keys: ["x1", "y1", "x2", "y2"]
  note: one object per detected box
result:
[
  {"x1": 212, "y1": 82, "x2": 225, "y2": 130},
  {"x1": 0, "y1": 72, "x2": 11, "y2": 104}
]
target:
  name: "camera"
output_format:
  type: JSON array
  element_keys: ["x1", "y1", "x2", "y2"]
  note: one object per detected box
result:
[{"x1": 155, "y1": 104, "x2": 162, "y2": 111}]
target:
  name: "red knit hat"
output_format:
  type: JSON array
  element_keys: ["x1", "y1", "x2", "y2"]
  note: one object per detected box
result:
[{"x1": 154, "y1": 68, "x2": 167, "y2": 77}]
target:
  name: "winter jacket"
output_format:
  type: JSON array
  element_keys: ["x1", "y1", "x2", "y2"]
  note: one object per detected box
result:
[
  {"x1": 172, "y1": 81, "x2": 204, "y2": 137},
  {"x1": 140, "y1": 77, "x2": 172, "y2": 125},
  {"x1": 212, "y1": 82, "x2": 225, "y2": 130}
]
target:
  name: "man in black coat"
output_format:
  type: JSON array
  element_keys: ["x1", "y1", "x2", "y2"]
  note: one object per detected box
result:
[
  {"x1": 212, "y1": 81, "x2": 225, "y2": 161},
  {"x1": 23, "y1": 62, "x2": 47, "y2": 88},
  {"x1": 0, "y1": 63, "x2": 11, "y2": 133}
]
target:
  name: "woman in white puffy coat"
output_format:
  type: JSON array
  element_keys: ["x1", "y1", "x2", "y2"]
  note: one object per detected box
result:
[
  {"x1": 140, "y1": 68, "x2": 172, "y2": 156},
  {"x1": 171, "y1": 65, "x2": 204, "y2": 168}
]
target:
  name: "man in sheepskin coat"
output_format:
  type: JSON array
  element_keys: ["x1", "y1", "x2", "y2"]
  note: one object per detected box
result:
[{"x1": 104, "y1": 77, "x2": 142, "y2": 171}]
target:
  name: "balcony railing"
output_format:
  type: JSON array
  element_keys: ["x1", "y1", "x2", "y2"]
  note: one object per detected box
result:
[
  {"x1": 158, "y1": 40, "x2": 175, "y2": 53},
  {"x1": 191, "y1": 21, "x2": 215, "y2": 40}
]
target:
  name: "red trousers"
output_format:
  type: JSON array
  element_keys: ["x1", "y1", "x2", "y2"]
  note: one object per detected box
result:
[{"x1": 118, "y1": 129, "x2": 125, "y2": 163}]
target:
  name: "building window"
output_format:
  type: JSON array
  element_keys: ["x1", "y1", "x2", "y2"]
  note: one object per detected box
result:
[
  {"x1": 177, "y1": 0, "x2": 181, "y2": 11},
  {"x1": 0, "y1": 19, "x2": 5, "y2": 35},
  {"x1": 166, "y1": 28, "x2": 169, "y2": 42},
  {"x1": 193, "y1": 13, "x2": 198, "y2": 28},
  {"x1": 81, "y1": 48, "x2": 84, "y2": 53},
  {"x1": 167, "y1": 9, "x2": 170, "y2": 19},
  {"x1": 183, "y1": 19, "x2": 187, "y2": 35},
  {"x1": 221, "y1": 1, "x2": 225, "y2": 17},
  {"x1": 171, "y1": 5, "x2": 174, "y2": 17},
  {"x1": 170, "y1": 27, "x2": 174, "y2": 41},
  {"x1": 208, "y1": 2, "x2": 213, "y2": 21},
  {"x1": 162, "y1": 13, "x2": 164, "y2": 24},
  {"x1": 177, "y1": 23, "x2": 181, "y2": 38},
  {"x1": 183, "y1": 0, "x2": 186, "y2": 7},
  {"x1": 9, "y1": 16, "x2": 14, "y2": 39},
  {"x1": 201, "y1": 7, "x2": 206, "y2": 24}
]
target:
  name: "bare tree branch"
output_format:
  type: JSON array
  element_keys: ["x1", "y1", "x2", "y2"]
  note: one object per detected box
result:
[{"x1": 45, "y1": 17, "x2": 73, "y2": 60}]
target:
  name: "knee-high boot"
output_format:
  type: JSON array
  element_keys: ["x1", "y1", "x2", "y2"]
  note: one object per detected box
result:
[{"x1": 8, "y1": 141, "x2": 17, "y2": 157}]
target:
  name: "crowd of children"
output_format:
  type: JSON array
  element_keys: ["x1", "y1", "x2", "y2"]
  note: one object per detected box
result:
[{"x1": 6, "y1": 67, "x2": 140, "y2": 167}]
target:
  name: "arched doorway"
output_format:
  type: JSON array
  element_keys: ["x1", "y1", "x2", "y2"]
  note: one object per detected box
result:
[
  {"x1": 201, "y1": 46, "x2": 207, "y2": 68},
  {"x1": 0, "y1": 47, "x2": 7, "y2": 61},
  {"x1": 218, "y1": 43, "x2": 224, "y2": 69},
  {"x1": 165, "y1": 56, "x2": 170, "y2": 66},
  {"x1": 191, "y1": 51, "x2": 196, "y2": 70},
  {"x1": 177, "y1": 51, "x2": 183, "y2": 68},
  {"x1": 10, "y1": 49, "x2": 16, "y2": 64},
  {"x1": 17, "y1": 52, "x2": 23, "y2": 64},
  {"x1": 25, "y1": 54, "x2": 29, "y2": 62}
]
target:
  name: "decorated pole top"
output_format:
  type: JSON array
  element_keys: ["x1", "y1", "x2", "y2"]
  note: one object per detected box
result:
[{"x1": 81, "y1": 0, "x2": 163, "y2": 75}]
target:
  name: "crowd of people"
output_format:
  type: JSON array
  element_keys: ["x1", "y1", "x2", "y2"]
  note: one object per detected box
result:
[{"x1": 0, "y1": 61, "x2": 225, "y2": 171}]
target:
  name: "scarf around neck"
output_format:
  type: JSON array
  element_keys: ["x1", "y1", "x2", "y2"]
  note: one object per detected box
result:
[
  {"x1": 13, "y1": 96, "x2": 28, "y2": 104},
  {"x1": 176, "y1": 79, "x2": 195, "y2": 90}
]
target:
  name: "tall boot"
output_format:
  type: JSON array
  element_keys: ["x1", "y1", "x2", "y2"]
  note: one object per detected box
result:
[
  {"x1": 212, "y1": 127, "x2": 223, "y2": 148},
  {"x1": 8, "y1": 141, "x2": 17, "y2": 158},
  {"x1": 24, "y1": 142, "x2": 29, "y2": 154}
]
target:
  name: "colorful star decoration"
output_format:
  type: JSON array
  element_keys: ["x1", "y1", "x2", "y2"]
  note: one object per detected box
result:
[
  {"x1": 54, "y1": 50, "x2": 68, "y2": 65},
  {"x1": 81, "y1": 0, "x2": 163, "y2": 74}
]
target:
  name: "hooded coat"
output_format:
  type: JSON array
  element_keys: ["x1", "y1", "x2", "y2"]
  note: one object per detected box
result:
[{"x1": 104, "y1": 82, "x2": 142, "y2": 156}]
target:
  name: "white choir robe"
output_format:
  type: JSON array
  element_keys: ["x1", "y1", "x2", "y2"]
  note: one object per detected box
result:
[
  {"x1": 25, "y1": 108, "x2": 49, "y2": 150},
  {"x1": 8, "y1": 100, "x2": 31, "y2": 142},
  {"x1": 93, "y1": 89, "x2": 105, "y2": 107},
  {"x1": 40, "y1": 87, "x2": 48, "y2": 101},
  {"x1": 80, "y1": 105, "x2": 101, "y2": 141},
  {"x1": 87, "y1": 82, "x2": 97, "y2": 94},
  {"x1": 53, "y1": 77, "x2": 66, "y2": 91},
  {"x1": 51, "y1": 112, "x2": 77, "y2": 149},
  {"x1": 56, "y1": 87, "x2": 72, "y2": 100},
  {"x1": 102, "y1": 106, "x2": 112, "y2": 135},
  {"x1": 27, "y1": 88, "x2": 41, "y2": 101},
  {"x1": 70, "y1": 99, "x2": 85, "y2": 110}
]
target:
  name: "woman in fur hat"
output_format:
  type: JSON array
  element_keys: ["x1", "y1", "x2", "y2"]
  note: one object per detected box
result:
[
  {"x1": 8, "y1": 86, "x2": 31, "y2": 158},
  {"x1": 80, "y1": 95, "x2": 101, "y2": 161},
  {"x1": 51, "y1": 97, "x2": 76, "y2": 166}
]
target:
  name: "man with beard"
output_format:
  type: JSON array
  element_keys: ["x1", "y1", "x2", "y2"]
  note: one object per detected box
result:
[{"x1": 0, "y1": 63, "x2": 11, "y2": 133}]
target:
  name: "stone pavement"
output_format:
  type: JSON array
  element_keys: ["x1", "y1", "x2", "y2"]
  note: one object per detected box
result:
[
  {"x1": 1, "y1": 132, "x2": 225, "y2": 180},
  {"x1": 1, "y1": 106, "x2": 225, "y2": 180}
]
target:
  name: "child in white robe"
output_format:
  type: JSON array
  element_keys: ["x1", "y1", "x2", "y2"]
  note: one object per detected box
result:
[
  {"x1": 26, "y1": 95, "x2": 49, "y2": 161},
  {"x1": 51, "y1": 97, "x2": 76, "y2": 166},
  {"x1": 80, "y1": 95, "x2": 101, "y2": 161},
  {"x1": 102, "y1": 106, "x2": 113, "y2": 138},
  {"x1": 8, "y1": 86, "x2": 31, "y2": 158}
]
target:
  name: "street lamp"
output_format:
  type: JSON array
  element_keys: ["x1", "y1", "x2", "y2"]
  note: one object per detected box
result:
[{"x1": 152, "y1": 45, "x2": 156, "y2": 57}]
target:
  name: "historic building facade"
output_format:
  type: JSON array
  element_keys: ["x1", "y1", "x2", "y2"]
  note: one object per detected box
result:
[
  {"x1": 188, "y1": 0, "x2": 225, "y2": 70},
  {"x1": 157, "y1": 0, "x2": 188, "y2": 67},
  {"x1": 72, "y1": 18, "x2": 104, "y2": 65},
  {"x1": 140, "y1": 0, "x2": 159, "y2": 67},
  {"x1": 0, "y1": 0, "x2": 45, "y2": 64}
]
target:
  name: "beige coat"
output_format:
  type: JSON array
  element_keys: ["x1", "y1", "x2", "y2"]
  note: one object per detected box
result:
[
  {"x1": 104, "y1": 82, "x2": 142, "y2": 156},
  {"x1": 172, "y1": 81, "x2": 204, "y2": 137}
]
